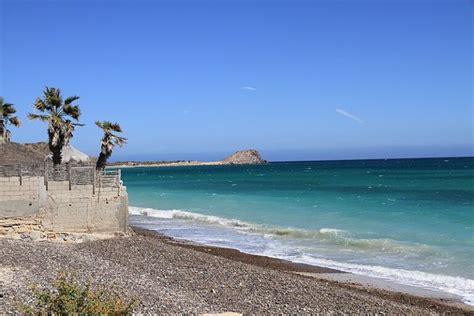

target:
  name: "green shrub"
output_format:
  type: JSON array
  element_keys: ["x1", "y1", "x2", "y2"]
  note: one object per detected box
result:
[{"x1": 21, "y1": 273, "x2": 137, "y2": 315}]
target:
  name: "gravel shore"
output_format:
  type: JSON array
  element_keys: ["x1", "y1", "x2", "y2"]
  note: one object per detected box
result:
[{"x1": 0, "y1": 228, "x2": 472, "y2": 314}]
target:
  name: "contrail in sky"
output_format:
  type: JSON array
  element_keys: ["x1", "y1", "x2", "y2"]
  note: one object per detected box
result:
[{"x1": 336, "y1": 108, "x2": 363, "y2": 123}]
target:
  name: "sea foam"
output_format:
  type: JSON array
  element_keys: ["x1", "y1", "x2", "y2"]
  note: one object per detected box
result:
[
  {"x1": 129, "y1": 206, "x2": 435, "y2": 255},
  {"x1": 129, "y1": 206, "x2": 474, "y2": 305},
  {"x1": 294, "y1": 255, "x2": 474, "y2": 305}
]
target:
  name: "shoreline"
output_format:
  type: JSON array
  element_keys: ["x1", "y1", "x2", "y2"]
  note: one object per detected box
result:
[
  {"x1": 129, "y1": 207, "x2": 474, "y2": 308},
  {"x1": 108, "y1": 161, "x2": 224, "y2": 168},
  {"x1": 132, "y1": 227, "x2": 471, "y2": 311},
  {"x1": 108, "y1": 156, "x2": 474, "y2": 169},
  {"x1": 1, "y1": 227, "x2": 472, "y2": 313}
]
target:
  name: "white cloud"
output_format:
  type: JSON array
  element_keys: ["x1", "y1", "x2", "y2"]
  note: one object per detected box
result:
[
  {"x1": 241, "y1": 86, "x2": 256, "y2": 91},
  {"x1": 336, "y1": 108, "x2": 363, "y2": 123},
  {"x1": 182, "y1": 107, "x2": 192, "y2": 116}
]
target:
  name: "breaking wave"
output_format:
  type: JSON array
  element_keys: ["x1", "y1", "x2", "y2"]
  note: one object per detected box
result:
[
  {"x1": 129, "y1": 207, "x2": 435, "y2": 255},
  {"x1": 129, "y1": 206, "x2": 474, "y2": 305},
  {"x1": 294, "y1": 255, "x2": 474, "y2": 306}
]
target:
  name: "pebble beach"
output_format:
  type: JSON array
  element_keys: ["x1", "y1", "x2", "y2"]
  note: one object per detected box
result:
[{"x1": 0, "y1": 227, "x2": 471, "y2": 314}]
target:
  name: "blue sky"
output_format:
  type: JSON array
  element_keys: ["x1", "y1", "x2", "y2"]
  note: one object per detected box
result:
[{"x1": 1, "y1": 0, "x2": 472, "y2": 161}]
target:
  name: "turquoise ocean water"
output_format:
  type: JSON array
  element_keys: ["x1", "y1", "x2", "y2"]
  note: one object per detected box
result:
[{"x1": 123, "y1": 157, "x2": 474, "y2": 304}]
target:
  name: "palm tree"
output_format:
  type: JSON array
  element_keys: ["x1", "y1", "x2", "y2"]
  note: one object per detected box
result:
[
  {"x1": 63, "y1": 119, "x2": 83, "y2": 146},
  {"x1": 28, "y1": 87, "x2": 82, "y2": 165},
  {"x1": 0, "y1": 97, "x2": 21, "y2": 143},
  {"x1": 95, "y1": 121, "x2": 126, "y2": 170}
]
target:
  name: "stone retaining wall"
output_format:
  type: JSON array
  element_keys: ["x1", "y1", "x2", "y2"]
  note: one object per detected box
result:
[
  {"x1": 42, "y1": 180, "x2": 128, "y2": 233},
  {"x1": 0, "y1": 165, "x2": 128, "y2": 236}
]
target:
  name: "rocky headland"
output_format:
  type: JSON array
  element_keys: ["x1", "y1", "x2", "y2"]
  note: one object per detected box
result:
[
  {"x1": 109, "y1": 149, "x2": 267, "y2": 168},
  {"x1": 221, "y1": 149, "x2": 266, "y2": 165}
]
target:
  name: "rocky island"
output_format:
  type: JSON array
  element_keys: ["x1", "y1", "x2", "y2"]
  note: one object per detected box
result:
[
  {"x1": 221, "y1": 149, "x2": 266, "y2": 165},
  {"x1": 109, "y1": 149, "x2": 267, "y2": 168}
]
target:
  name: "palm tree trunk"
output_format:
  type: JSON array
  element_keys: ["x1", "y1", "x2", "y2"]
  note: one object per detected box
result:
[
  {"x1": 0, "y1": 117, "x2": 5, "y2": 144},
  {"x1": 50, "y1": 144, "x2": 63, "y2": 165},
  {"x1": 96, "y1": 150, "x2": 111, "y2": 170}
]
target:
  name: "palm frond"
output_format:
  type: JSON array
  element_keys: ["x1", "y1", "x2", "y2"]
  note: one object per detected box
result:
[
  {"x1": 2, "y1": 104, "x2": 16, "y2": 115},
  {"x1": 0, "y1": 97, "x2": 9, "y2": 109},
  {"x1": 1, "y1": 101, "x2": 16, "y2": 117},
  {"x1": 101, "y1": 121, "x2": 113, "y2": 130},
  {"x1": 96, "y1": 121, "x2": 113, "y2": 131},
  {"x1": 64, "y1": 95, "x2": 80, "y2": 105},
  {"x1": 95, "y1": 121, "x2": 123, "y2": 133},
  {"x1": 109, "y1": 123, "x2": 123, "y2": 133},
  {"x1": 112, "y1": 134, "x2": 127, "y2": 147},
  {"x1": 63, "y1": 120, "x2": 75, "y2": 145},
  {"x1": 63, "y1": 104, "x2": 81, "y2": 120},
  {"x1": 28, "y1": 113, "x2": 50, "y2": 122},
  {"x1": 8, "y1": 116, "x2": 21, "y2": 127},
  {"x1": 34, "y1": 98, "x2": 48, "y2": 112},
  {"x1": 44, "y1": 87, "x2": 62, "y2": 108}
]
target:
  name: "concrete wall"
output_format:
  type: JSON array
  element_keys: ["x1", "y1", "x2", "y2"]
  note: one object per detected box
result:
[
  {"x1": 0, "y1": 176, "x2": 46, "y2": 217},
  {"x1": 0, "y1": 174, "x2": 128, "y2": 234}
]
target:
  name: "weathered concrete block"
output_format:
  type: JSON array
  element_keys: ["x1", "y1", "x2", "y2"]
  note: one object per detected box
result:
[
  {"x1": 1, "y1": 171, "x2": 129, "y2": 234},
  {"x1": 0, "y1": 199, "x2": 40, "y2": 217},
  {"x1": 47, "y1": 181, "x2": 70, "y2": 190},
  {"x1": 72, "y1": 184, "x2": 93, "y2": 191}
]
